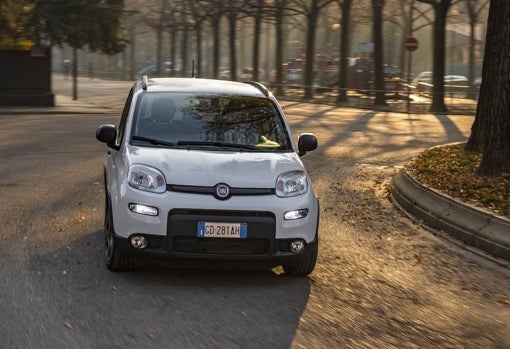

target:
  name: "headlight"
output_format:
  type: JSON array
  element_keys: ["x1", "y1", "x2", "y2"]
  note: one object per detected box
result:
[
  {"x1": 276, "y1": 171, "x2": 308, "y2": 197},
  {"x1": 128, "y1": 164, "x2": 167, "y2": 193}
]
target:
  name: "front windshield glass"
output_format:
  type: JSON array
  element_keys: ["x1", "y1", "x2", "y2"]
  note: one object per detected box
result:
[{"x1": 131, "y1": 92, "x2": 292, "y2": 151}]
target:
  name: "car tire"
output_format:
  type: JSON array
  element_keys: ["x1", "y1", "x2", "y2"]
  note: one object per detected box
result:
[
  {"x1": 283, "y1": 239, "x2": 318, "y2": 276},
  {"x1": 105, "y1": 194, "x2": 133, "y2": 271}
]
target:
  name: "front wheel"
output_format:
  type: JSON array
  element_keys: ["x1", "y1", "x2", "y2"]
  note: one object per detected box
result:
[
  {"x1": 283, "y1": 240, "x2": 318, "y2": 276},
  {"x1": 105, "y1": 196, "x2": 133, "y2": 271}
]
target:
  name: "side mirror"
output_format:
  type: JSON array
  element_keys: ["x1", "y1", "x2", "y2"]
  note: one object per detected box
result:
[
  {"x1": 298, "y1": 133, "x2": 318, "y2": 156},
  {"x1": 96, "y1": 124, "x2": 117, "y2": 145}
]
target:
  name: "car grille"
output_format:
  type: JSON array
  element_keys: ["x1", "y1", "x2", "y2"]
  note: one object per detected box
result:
[
  {"x1": 170, "y1": 208, "x2": 274, "y2": 218},
  {"x1": 173, "y1": 237, "x2": 269, "y2": 255}
]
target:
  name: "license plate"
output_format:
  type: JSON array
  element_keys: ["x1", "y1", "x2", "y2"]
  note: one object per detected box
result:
[{"x1": 197, "y1": 222, "x2": 247, "y2": 239}]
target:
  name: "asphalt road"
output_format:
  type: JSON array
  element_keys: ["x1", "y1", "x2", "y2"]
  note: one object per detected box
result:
[{"x1": 0, "y1": 76, "x2": 508, "y2": 348}]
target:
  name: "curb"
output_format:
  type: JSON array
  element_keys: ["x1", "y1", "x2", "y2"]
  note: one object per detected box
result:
[{"x1": 391, "y1": 170, "x2": 510, "y2": 262}]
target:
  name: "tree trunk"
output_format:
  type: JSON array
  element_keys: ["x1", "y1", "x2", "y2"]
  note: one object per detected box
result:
[
  {"x1": 429, "y1": 0, "x2": 451, "y2": 113},
  {"x1": 372, "y1": 0, "x2": 386, "y2": 106},
  {"x1": 466, "y1": 0, "x2": 484, "y2": 99},
  {"x1": 72, "y1": 48, "x2": 78, "y2": 100},
  {"x1": 156, "y1": 29, "x2": 163, "y2": 76},
  {"x1": 303, "y1": 6, "x2": 319, "y2": 100},
  {"x1": 212, "y1": 15, "x2": 221, "y2": 79},
  {"x1": 252, "y1": 1, "x2": 263, "y2": 81},
  {"x1": 337, "y1": 0, "x2": 352, "y2": 103},
  {"x1": 274, "y1": 1, "x2": 285, "y2": 96},
  {"x1": 467, "y1": 0, "x2": 510, "y2": 175},
  {"x1": 181, "y1": 23, "x2": 189, "y2": 77},
  {"x1": 467, "y1": 13, "x2": 476, "y2": 86},
  {"x1": 170, "y1": 28, "x2": 177, "y2": 77},
  {"x1": 229, "y1": 15, "x2": 237, "y2": 81},
  {"x1": 196, "y1": 21, "x2": 202, "y2": 77},
  {"x1": 129, "y1": 28, "x2": 135, "y2": 80}
]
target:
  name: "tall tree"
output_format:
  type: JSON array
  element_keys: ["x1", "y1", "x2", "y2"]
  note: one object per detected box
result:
[
  {"x1": 26, "y1": 0, "x2": 126, "y2": 99},
  {"x1": 335, "y1": 0, "x2": 352, "y2": 103},
  {"x1": 465, "y1": 0, "x2": 489, "y2": 92},
  {"x1": 371, "y1": 0, "x2": 386, "y2": 106},
  {"x1": 180, "y1": 1, "x2": 193, "y2": 77},
  {"x1": 416, "y1": 0, "x2": 452, "y2": 112},
  {"x1": 466, "y1": 0, "x2": 510, "y2": 175},
  {"x1": 243, "y1": 0, "x2": 265, "y2": 81},
  {"x1": 264, "y1": 0, "x2": 290, "y2": 96},
  {"x1": 208, "y1": 1, "x2": 224, "y2": 79},
  {"x1": 0, "y1": 0, "x2": 31, "y2": 49},
  {"x1": 122, "y1": 3, "x2": 142, "y2": 81},
  {"x1": 224, "y1": 0, "x2": 247, "y2": 81},
  {"x1": 189, "y1": 1, "x2": 210, "y2": 77},
  {"x1": 140, "y1": 0, "x2": 172, "y2": 76},
  {"x1": 384, "y1": 0, "x2": 416, "y2": 82},
  {"x1": 291, "y1": 0, "x2": 336, "y2": 100}
]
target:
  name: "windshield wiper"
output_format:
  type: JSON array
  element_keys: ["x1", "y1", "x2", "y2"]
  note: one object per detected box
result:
[
  {"x1": 131, "y1": 135, "x2": 175, "y2": 147},
  {"x1": 176, "y1": 141, "x2": 259, "y2": 150}
]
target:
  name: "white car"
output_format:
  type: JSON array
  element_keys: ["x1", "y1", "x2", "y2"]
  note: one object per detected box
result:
[
  {"x1": 411, "y1": 71, "x2": 432, "y2": 85},
  {"x1": 96, "y1": 77, "x2": 319, "y2": 276}
]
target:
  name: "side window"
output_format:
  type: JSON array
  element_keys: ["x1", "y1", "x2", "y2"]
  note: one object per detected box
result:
[{"x1": 116, "y1": 87, "x2": 134, "y2": 145}]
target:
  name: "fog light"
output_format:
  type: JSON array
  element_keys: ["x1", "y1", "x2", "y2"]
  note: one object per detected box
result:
[
  {"x1": 289, "y1": 240, "x2": 305, "y2": 254},
  {"x1": 284, "y1": 209, "x2": 308, "y2": 220},
  {"x1": 130, "y1": 235, "x2": 148, "y2": 249},
  {"x1": 128, "y1": 203, "x2": 159, "y2": 216}
]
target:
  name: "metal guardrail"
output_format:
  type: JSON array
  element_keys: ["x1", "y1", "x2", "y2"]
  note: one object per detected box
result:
[{"x1": 271, "y1": 84, "x2": 478, "y2": 115}]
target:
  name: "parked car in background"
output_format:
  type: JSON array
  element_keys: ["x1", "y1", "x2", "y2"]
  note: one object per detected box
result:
[
  {"x1": 444, "y1": 75, "x2": 469, "y2": 84},
  {"x1": 411, "y1": 71, "x2": 432, "y2": 85},
  {"x1": 412, "y1": 73, "x2": 469, "y2": 97},
  {"x1": 218, "y1": 67, "x2": 230, "y2": 80},
  {"x1": 444, "y1": 75, "x2": 470, "y2": 97},
  {"x1": 137, "y1": 62, "x2": 174, "y2": 76},
  {"x1": 315, "y1": 59, "x2": 404, "y2": 95},
  {"x1": 473, "y1": 76, "x2": 482, "y2": 90},
  {"x1": 239, "y1": 67, "x2": 265, "y2": 81},
  {"x1": 284, "y1": 58, "x2": 304, "y2": 85}
]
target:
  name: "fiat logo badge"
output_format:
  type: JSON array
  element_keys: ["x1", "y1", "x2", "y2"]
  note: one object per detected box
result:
[{"x1": 215, "y1": 183, "x2": 231, "y2": 200}]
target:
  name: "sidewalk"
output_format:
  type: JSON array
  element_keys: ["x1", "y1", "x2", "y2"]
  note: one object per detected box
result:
[
  {"x1": 1, "y1": 75, "x2": 508, "y2": 265},
  {"x1": 0, "y1": 94, "x2": 113, "y2": 115}
]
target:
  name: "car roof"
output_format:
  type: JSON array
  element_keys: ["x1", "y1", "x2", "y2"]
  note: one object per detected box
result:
[
  {"x1": 444, "y1": 75, "x2": 468, "y2": 80},
  {"x1": 138, "y1": 77, "x2": 270, "y2": 98}
]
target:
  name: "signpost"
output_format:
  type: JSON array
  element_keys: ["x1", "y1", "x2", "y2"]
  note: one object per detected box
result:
[{"x1": 405, "y1": 36, "x2": 419, "y2": 113}]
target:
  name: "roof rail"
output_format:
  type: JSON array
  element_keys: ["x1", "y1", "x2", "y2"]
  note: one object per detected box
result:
[
  {"x1": 142, "y1": 75, "x2": 148, "y2": 90},
  {"x1": 244, "y1": 81, "x2": 269, "y2": 97}
]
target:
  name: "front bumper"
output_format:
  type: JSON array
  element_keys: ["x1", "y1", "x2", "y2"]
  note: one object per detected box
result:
[
  {"x1": 113, "y1": 207, "x2": 319, "y2": 268},
  {"x1": 113, "y1": 233, "x2": 318, "y2": 269}
]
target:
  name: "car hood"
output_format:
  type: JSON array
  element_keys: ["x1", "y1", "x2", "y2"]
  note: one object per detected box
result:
[{"x1": 126, "y1": 145, "x2": 306, "y2": 188}]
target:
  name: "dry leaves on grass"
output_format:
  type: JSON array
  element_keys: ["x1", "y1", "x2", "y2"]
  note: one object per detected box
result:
[{"x1": 406, "y1": 143, "x2": 510, "y2": 218}]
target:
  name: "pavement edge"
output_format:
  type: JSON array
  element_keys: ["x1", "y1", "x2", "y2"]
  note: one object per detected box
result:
[{"x1": 390, "y1": 170, "x2": 510, "y2": 262}]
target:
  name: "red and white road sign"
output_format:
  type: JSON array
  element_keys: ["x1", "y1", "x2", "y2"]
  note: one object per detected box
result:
[{"x1": 405, "y1": 37, "x2": 419, "y2": 52}]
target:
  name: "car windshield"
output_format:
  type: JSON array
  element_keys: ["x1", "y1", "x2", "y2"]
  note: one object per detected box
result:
[{"x1": 131, "y1": 92, "x2": 292, "y2": 151}]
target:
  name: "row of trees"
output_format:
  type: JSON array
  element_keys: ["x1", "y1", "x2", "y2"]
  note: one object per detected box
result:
[
  {"x1": 129, "y1": 0, "x2": 490, "y2": 109},
  {"x1": 0, "y1": 0, "x2": 507, "y2": 174},
  {"x1": 2, "y1": 0, "x2": 488, "y2": 108}
]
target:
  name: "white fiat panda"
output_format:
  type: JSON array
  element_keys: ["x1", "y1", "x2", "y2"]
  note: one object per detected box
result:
[{"x1": 96, "y1": 77, "x2": 319, "y2": 276}]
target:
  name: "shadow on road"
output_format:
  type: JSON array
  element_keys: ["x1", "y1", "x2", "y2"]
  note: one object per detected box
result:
[{"x1": 2, "y1": 229, "x2": 311, "y2": 348}]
